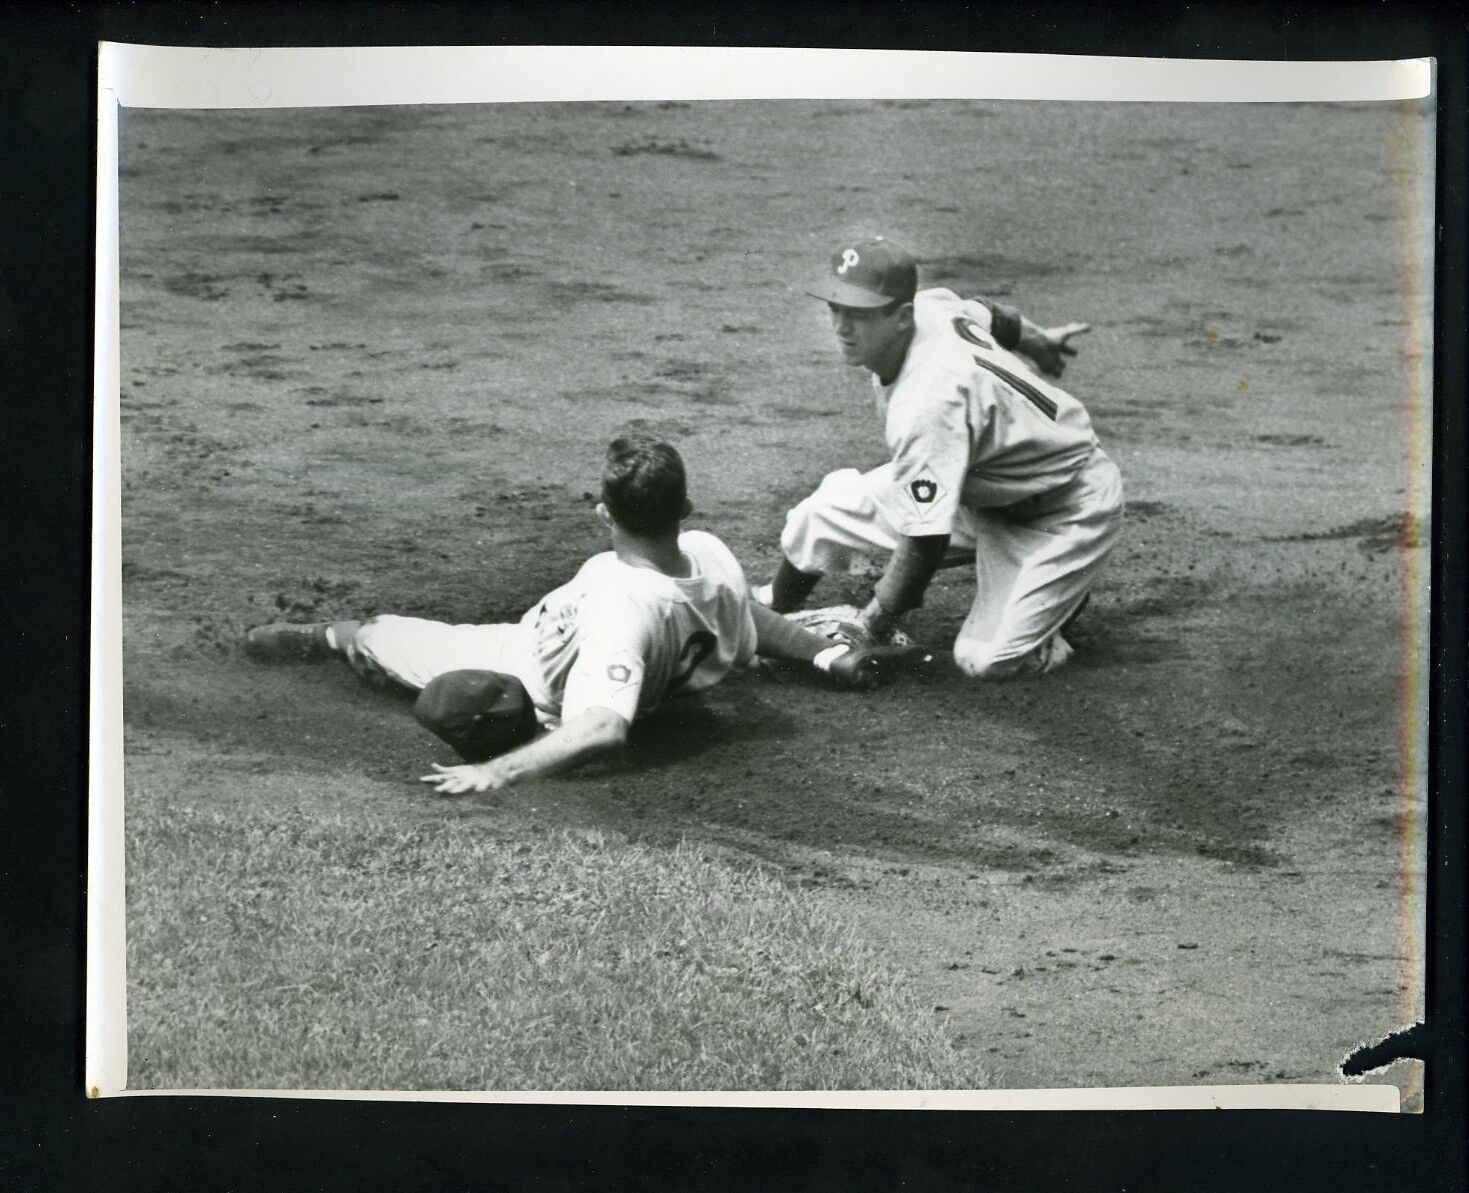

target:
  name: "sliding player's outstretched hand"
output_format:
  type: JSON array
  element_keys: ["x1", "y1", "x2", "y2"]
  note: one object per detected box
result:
[
  {"x1": 825, "y1": 643, "x2": 934, "y2": 691},
  {"x1": 419, "y1": 761, "x2": 508, "y2": 795}
]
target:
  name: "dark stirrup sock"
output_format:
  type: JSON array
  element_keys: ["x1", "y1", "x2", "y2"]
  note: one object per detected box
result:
[{"x1": 768, "y1": 558, "x2": 823, "y2": 613}]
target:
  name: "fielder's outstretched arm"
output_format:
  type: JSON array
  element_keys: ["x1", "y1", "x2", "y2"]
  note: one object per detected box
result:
[
  {"x1": 1014, "y1": 316, "x2": 1091, "y2": 378},
  {"x1": 420, "y1": 706, "x2": 629, "y2": 794},
  {"x1": 982, "y1": 298, "x2": 1090, "y2": 378}
]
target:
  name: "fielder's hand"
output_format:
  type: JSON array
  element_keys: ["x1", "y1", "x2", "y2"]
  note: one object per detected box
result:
[
  {"x1": 785, "y1": 605, "x2": 915, "y2": 648},
  {"x1": 825, "y1": 643, "x2": 934, "y2": 691},
  {"x1": 1031, "y1": 322, "x2": 1091, "y2": 378},
  {"x1": 419, "y1": 760, "x2": 511, "y2": 795},
  {"x1": 828, "y1": 618, "x2": 877, "y2": 648}
]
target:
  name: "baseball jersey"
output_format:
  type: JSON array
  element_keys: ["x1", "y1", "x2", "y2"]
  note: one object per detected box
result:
[
  {"x1": 519, "y1": 529, "x2": 758, "y2": 725},
  {"x1": 878, "y1": 288, "x2": 1100, "y2": 533}
]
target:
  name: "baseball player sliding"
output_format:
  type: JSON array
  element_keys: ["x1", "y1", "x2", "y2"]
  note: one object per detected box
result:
[
  {"x1": 758, "y1": 236, "x2": 1124, "y2": 677},
  {"x1": 246, "y1": 434, "x2": 925, "y2": 793}
]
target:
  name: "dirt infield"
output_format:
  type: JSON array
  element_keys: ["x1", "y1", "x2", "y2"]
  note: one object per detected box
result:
[{"x1": 118, "y1": 97, "x2": 1431, "y2": 1091}]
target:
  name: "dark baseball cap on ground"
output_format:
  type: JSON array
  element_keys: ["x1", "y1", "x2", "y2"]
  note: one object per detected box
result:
[
  {"x1": 414, "y1": 669, "x2": 539, "y2": 761},
  {"x1": 806, "y1": 236, "x2": 918, "y2": 308}
]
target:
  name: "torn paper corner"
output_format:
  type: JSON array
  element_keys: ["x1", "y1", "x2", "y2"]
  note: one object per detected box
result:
[
  {"x1": 1342, "y1": 1057, "x2": 1424, "y2": 1115},
  {"x1": 1339, "y1": 1021, "x2": 1426, "y2": 1115}
]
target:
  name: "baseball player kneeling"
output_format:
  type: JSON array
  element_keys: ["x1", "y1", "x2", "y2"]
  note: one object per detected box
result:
[
  {"x1": 246, "y1": 433, "x2": 926, "y2": 793},
  {"x1": 757, "y1": 236, "x2": 1124, "y2": 678}
]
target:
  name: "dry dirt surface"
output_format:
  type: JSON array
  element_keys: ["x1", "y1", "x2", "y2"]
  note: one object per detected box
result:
[{"x1": 118, "y1": 98, "x2": 1431, "y2": 1091}]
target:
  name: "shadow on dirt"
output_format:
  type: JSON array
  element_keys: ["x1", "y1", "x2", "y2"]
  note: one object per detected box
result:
[{"x1": 126, "y1": 553, "x2": 1398, "y2": 890}]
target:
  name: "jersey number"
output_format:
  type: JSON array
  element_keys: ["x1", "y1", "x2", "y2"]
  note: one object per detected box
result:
[
  {"x1": 666, "y1": 631, "x2": 717, "y2": 693},
  {"x1": 951, "y1": 315, "x2": 993, "y2": 349},
  {"x1": 971, "y1": 355, "x2": 1059, "y2": 420},
  {"x1": 951, "y1": 315, "x2": 1058, "y2": 421}
]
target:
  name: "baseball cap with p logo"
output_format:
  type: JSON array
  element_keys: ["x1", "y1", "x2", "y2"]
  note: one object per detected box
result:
[{"x1": 806, "y1": 236, "x2": 918, "y2": 309}]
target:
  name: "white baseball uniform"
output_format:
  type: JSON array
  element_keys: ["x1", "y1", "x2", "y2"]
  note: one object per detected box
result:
[
  {"x1": 352, "y1": 529, "x2": 758, "y2": 725},
  {"x1": 781, "y1": 287, "x2": 1124, "y2": 677}
]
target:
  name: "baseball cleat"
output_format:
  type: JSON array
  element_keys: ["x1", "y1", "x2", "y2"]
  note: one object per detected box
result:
[{"x1": 243, "y1": 621, "x2": 334, "y2": 662}]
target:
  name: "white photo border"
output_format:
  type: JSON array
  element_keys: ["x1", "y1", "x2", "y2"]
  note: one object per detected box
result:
[{"x1": 89, "y1": 42, "x2": 1433, "y2": 1110}]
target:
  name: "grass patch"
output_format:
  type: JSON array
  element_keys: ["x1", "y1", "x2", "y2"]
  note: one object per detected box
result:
[{"x1": 126, "y1": 804, "x2": 975, "y2": 1091}]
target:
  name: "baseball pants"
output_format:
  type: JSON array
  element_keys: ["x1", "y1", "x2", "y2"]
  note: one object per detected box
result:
[
  {"x1": 351, "y1": 615, "x2": 554, "y2": 718},
  {"x1": 779, "y1": 448, "x2": 1124, "y2": 678}
]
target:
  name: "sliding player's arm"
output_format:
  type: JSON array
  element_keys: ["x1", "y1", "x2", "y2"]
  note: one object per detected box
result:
[
  {"x1": 750, "y1": 601, "x2": 928, "y2": 690},
  {"x1": 421, "y1": 707, "x2": 628, "y2": 794},
  {"x1": 750, "y1": 600, "x2": 831, "y2": 663},
  {"x1": 424, "y1": 604, "x2": 647, "y2": 794}
]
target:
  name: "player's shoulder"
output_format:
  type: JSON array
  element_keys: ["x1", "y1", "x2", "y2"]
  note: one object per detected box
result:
[
  {"x1": 679, "y1": 527, "x2": 734, "y2": 559},
  {"x1": 913, "y1": 286, "x2": 986, "y2": 328},
  {"x1": 914, "y1": 288, "x2": 996, "y2": 342},
  {"x1": 910, "y1": 290, "x2": 1017, "y2": 378},
  {"x1": 898, "y1": 309, "x2": 980, "y2": 394},
  {"x1": 575, "y1": 570, "x2": 659, "y2": 645},
  {"x1": 917, "y1": 286, "x2": 999, "y2": 313},
  {"x1": 678, "y1": 528, "x2": 745, "y2": 579},
  {"x1": 575, "y1": 550, "x2": 650, "y2": 603},
  {"x1": 915, "y1": 286, "x2": 964, "y2": 308},
  {"x1": 572, "y1": 549, "x2": 622, "y2": 584}
]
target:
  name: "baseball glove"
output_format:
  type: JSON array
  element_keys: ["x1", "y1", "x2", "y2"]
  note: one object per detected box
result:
[
  {"x1": 785, "y1": 604, "x2": 915, "y2": 649},
  {"x1": 823, "y1": 642, "x2": 935, "y2": 691}
]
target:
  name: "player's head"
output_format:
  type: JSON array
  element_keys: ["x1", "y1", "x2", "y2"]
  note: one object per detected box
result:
[
  {"x1": 806, "y1": 236, "x2": 917, "y2": 378},
  {"x1": 808, "y1": 236, "x2": 917, "y2": 309},
  {"x1": 599, "y1": 433, "x2": 689, "y2": 537}
]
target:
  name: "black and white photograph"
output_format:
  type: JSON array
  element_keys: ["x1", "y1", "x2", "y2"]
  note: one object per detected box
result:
[{"x1": 93, "y1": 47, "x2": 1432, "y2": 1102}]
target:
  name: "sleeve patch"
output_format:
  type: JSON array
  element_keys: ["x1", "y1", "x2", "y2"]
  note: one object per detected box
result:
[
  {"x1": 603, "y1": 652, "x2": 641, "y2": 690},
  {"x1": 905, "y1": 469, "x2": 947, "y2": 512}
]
